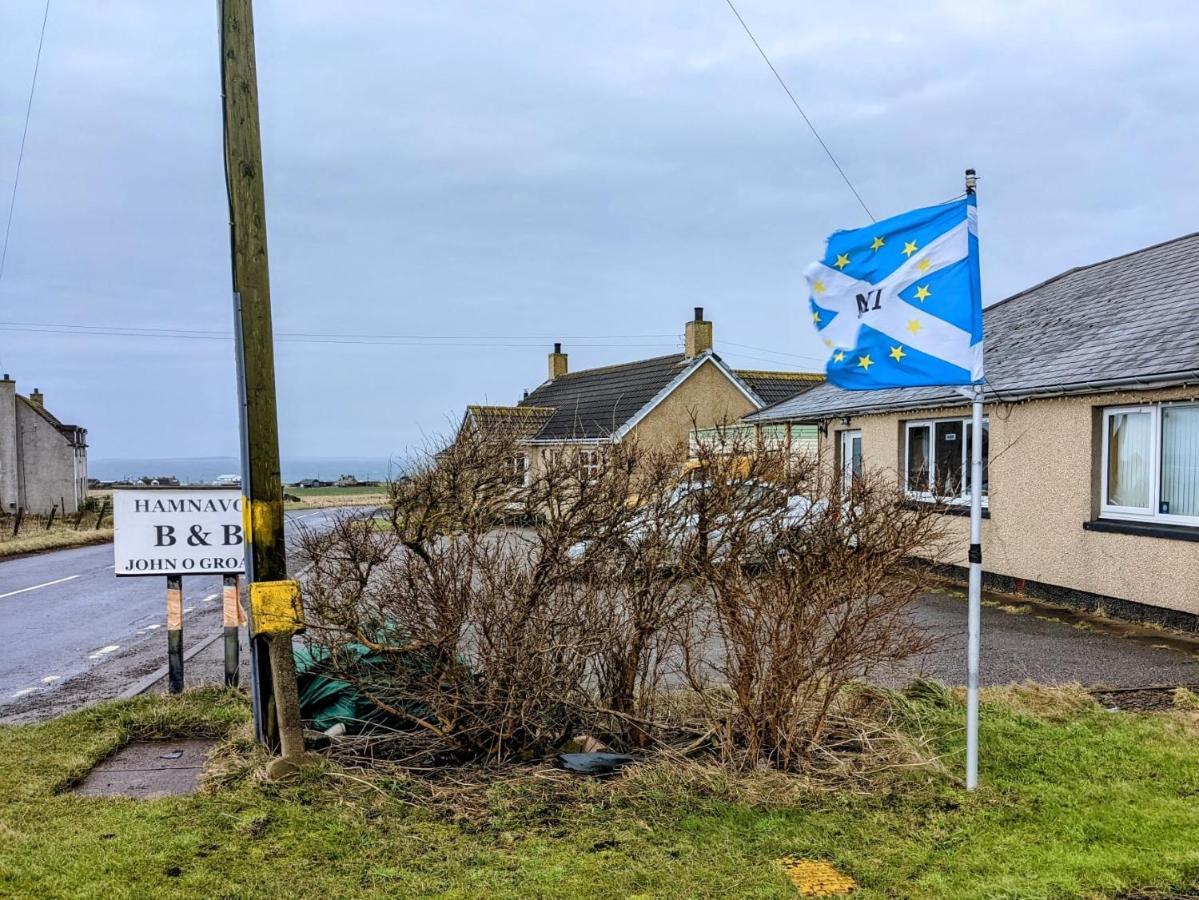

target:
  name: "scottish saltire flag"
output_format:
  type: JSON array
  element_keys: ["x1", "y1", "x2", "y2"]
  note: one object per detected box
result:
[{"x1": 806, "y1": 196, "x2": 982, "y2": 389}]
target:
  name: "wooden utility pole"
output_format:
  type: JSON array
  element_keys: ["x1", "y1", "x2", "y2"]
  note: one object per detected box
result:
[{"x1": 218, "y1": 0, "x2": 306, "y2": 772}]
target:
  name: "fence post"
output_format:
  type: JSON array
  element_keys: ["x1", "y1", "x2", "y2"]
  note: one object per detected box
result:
[
  {"x1": 167, "y1": 575, "x2": 184, "y2": 694},
  {"x1": 223, "y1": 574, "x2": 241, "y2": 687},
  {"x1": 46, "y1": 503, "x2": 57, "y2": 531},
  {"x1": 11, "y1": 508, "x2": 21, "y2": 537},
  {"x1": 94, "y1": 500, "x2": 108, "y2": 531}
]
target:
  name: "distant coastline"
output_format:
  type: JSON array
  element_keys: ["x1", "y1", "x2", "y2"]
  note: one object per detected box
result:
[{"x1": 89, "y1": 456, "x2": 409, "y2": 486}]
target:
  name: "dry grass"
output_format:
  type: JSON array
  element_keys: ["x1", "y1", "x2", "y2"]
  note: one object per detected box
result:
[
  {"x1": 955, "y1": 682, "x2": 1097, "y2": 721},
  {"x1": 1172, "y1": 686, "x2": 1199, "y2": 711},
  {"x1": 0, "y1": 527, "x2": 113, "y2": 558}
]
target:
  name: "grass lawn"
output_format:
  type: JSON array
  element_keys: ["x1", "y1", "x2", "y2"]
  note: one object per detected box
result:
[
  {"x1": 284, "y1": 485, "x2": 388, "y2": 510},
  {"x1": 2, "y1": 685, "x2": 1199, "y2": 898}
]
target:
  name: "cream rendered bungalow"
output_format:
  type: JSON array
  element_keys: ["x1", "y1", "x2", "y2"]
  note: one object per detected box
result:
[
  {"x1": 747, "y1": 233, "x2": 1199, "y2": 629},
  {"x1": 454, "y1": 309, "x2": 823, "y2": 478}
]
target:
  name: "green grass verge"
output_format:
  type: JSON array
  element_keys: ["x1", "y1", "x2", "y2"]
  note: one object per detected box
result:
[{"x1": 2, "y1": 686, "x2": 1199, "y2": 898}]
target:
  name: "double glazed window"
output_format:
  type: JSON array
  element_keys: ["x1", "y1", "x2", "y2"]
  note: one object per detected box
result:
[
  {"x1": 1102, "y1": 404, "x2": 1199, "y2": 526},
  {"x1": 904, "y1": 417, "x2": 989, "y2": 503}
]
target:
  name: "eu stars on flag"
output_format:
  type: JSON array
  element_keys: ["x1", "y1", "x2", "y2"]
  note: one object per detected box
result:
[{"x1": 806, "y1": 196, "x2": 983, "y2": 390}]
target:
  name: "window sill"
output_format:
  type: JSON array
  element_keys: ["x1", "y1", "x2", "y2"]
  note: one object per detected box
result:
[
  {"x1": 1083, "y1": 518, "x2": 1199, "y2": 543},
  {"x1": 904, "y1": 500, "x2": 990, "y2": 519}
]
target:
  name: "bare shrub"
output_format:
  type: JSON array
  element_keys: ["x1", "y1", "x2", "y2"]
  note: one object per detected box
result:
[
  {"x1": 299, "y1": 416, "x2": 948, "y2": 772},
  {"x1": 299, "y1": 423, "x2": 684, "y2": 762},
  {"x1": 682, "y1": 429, "x2": 947, "y2": 772}
]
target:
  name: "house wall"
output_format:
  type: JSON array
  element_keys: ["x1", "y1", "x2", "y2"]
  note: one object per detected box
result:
[
  {"x1": 629, "y1": 358, "x2": 759, "y2": 453},
  {"x1": 0, "y1": 379, "x2": 18, "y2": 512},
  {"x1": 15, "y1": 401, "x2": 83, "y2": 515},
  {"x1": 814, "y1": 384, "x2": 1199, "y2": 616}
]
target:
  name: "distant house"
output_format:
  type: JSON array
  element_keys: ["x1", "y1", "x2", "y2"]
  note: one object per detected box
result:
[
  {"x1": 0, "y1": 376, "x2": 88, "y2": 514},
  {"x1": 747, "y1": 233, "x2": 1199, "y2": 627},
  {"x1": 454, "y1": 308, "x2": 823, "y2": 479}
]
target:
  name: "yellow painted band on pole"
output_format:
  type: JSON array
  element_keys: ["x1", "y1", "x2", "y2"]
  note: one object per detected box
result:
[
  {"x1": 242, "y1": 496, "x2": 284, "y2": 547},
  {"x1": 249, "y1": 580, "x2": 304, "y2": 636},
  {"x1": 241, "y1": 495, "x2": 252, "y2": 545}
]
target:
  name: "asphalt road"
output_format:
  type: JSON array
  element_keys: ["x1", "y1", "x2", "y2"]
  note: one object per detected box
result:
[{"x1": 0, "y1": 507, "x2": 357, "y2": 722}]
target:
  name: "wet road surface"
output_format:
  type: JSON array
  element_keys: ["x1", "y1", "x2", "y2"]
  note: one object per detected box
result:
[{"x1": 0, "y1": 507, "x2": 362, "y2": 722}]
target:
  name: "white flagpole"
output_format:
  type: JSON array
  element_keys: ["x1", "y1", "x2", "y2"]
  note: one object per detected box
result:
[{"x1": 964, "y1": 168, "x2": 983, "y2": 790}]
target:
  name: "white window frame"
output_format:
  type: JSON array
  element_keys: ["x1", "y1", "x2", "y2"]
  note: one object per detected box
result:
[
  {"x1": 577, "y1": 448, "x2": 601, "y2": 481},
  {"x1": 903, "y1": 416, "x2": 989, "y2": 507},
  {"x1": 839, "y1": 429, "x2": 862, "y2": 495},
  {"x1": 507, "y1": 452, "x2": 529, "y2": 487},
  {"x1": 1100, "y1": 402, "x2": 1199, "y2": 528}
]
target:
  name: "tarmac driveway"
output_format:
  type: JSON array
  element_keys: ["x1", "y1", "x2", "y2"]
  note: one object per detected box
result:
[{"x1": 900, "y1": 589, "x2": 1199, "y2": 689}]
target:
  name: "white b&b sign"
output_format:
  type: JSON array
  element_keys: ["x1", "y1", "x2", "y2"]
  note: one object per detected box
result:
[{"x1": 114, "y1": 489, "x2": 246, "y2": 577}]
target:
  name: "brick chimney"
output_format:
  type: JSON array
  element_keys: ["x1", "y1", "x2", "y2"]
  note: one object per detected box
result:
[
  {"x1": 29, "y1": 388, "x2": 43, "y2": 408},
  {"x1": 684, "y1": 307, "x2": 712, "y2": 358},
  {"x1": 548, "y1": 342, "x2": 568, "y2": 380}
]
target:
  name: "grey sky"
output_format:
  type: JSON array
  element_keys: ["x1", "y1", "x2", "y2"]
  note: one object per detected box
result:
[{"x1": 1, "y1": 1, "x2": 1196, "y2": 460}]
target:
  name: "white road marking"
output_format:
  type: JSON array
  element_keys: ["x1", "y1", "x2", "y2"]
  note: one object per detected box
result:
[
  {"x1": 293, "y1": 511, "x2": 322, "y2": 521},
  {"x1": 147, "y1": 623, "x2": 161, "y2": 630},
  {"x1": 41, "y1": 675, "x2": 60, "y2": 684},
  {"x1": 200, "y1": 593, "x2": 219, "y2": 602},
  {"x1": 184, "y1": 607, "x2": 194, "y2": 614},
  {"x1": 88, "y1": 645, "x2": 120, "y2": 660},
  {"x1": 0, "y1": 574, "x2": 80, "y2": 600},
  {"x1": 12, "y1": 688, "x2": 36, "y2": 698}
]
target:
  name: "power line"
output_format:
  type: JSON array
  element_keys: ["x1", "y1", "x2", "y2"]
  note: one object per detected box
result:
[
  {"x1": 721, "y1": 0, "x2": 874, "y2": 222},
  {"x1": 0, "y1": 0, "x2": 52, "y2": 287},
  {"x1": 0, "y1": 321, "x2": 681, "y2": 350},
  {"x1": 722, "y1": 339, "x2": 825, "y2": 365},
  {"x1": 0, "y1": 319, "x2": 678, "y2": 342},
  {"x1": 0, "y1": 320, "x2": 822, "y2": 369}
]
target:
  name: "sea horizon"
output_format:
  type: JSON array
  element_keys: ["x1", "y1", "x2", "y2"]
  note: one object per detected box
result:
[{"x1": 88, "y1": 455, "x2": 412, "y2": 485}]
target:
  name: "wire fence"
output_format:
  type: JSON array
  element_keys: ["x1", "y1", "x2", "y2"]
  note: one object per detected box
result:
[{"x1": 1, "y1": 498, "x2": 111, "y2": 541}]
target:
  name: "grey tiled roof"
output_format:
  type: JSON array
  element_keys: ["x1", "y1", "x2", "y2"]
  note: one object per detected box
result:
[
  {"x1": 734, "y1": 370, "x2": 825, "y2": 406},
  {"x1": 749, "y1": 232, "x2": 1199, "y2": 422},
  {"x1": 465, "y1": 405, "x2": 555, "y2": 439},
  {"x1": 518, "y1": 354, "x2": 693, "y2": 440}
]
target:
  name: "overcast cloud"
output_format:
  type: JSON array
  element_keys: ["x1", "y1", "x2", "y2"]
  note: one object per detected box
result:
[{"x1": 1, "y1": 1, "x2": 1196, "y2": 459}]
